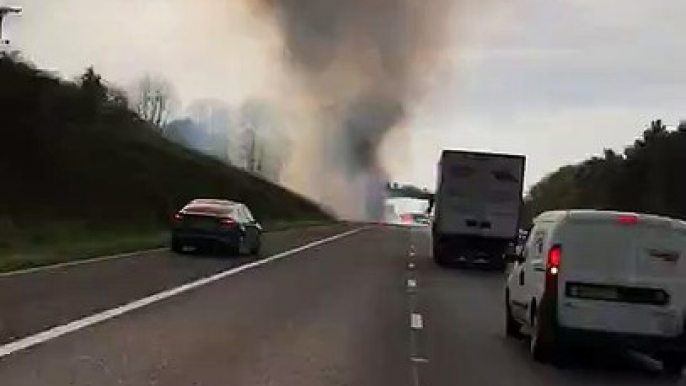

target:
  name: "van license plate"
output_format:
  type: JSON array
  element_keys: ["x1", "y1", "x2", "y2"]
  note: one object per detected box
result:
[{"x1": 575, "y1": 286, "x2": 619, "y2": 300}]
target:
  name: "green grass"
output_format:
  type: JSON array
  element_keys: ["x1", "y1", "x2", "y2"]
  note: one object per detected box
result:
[
  {"x1": 0, "y1": 220, "x2": 340, "y2": 273},
  {"x1": 0, "y1": 227, "x2": 168, "y2": 273}
]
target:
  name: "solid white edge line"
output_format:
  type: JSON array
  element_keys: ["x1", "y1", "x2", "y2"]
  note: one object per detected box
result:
[
  {"x1": 0, "y1": 227, "x2": 364, "y2": 359},
  {"x1": 0, "y1": 248, "x2": 169, "y2": 278},
  {"x1": 410, "y1": 313, "x2": 423, "y2": 329}
]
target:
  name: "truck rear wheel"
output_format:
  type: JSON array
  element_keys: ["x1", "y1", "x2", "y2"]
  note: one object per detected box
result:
[
  {"x1": 489, "y1": 258, "x2": 506, "y2": 271},
  {"x1": 659, "y1": 354, "x2": 685, "y2": 376},
  {"x1": 433, "y1": 245, "x2": 449, "y2": 267}
]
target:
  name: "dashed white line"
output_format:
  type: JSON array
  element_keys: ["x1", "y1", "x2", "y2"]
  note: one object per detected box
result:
[
  {"x1": 407, "y1": 279, "x2": 417, "y2": 288},
  {"x1": 0, "y1": 228, "x2": 364, "y2": 359},
  {"x1": 411, "y1": 313, "x2": 424, "y2": 330},
  {"x1": 411, "y1": 357, "x2": 430, "y2": 363},
  {"x1": 408, "y1": 262, "x2": 416, "y2": 269}
]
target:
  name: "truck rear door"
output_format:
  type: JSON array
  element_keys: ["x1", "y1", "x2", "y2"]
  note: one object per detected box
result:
[{"x1": 437, "y1": 152, "x2": 524, "y2": 239}]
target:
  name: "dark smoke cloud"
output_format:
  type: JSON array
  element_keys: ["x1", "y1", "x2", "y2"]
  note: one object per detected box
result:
[{"x1": 248, "y1": 0, "x2": 455, "y2": 218}]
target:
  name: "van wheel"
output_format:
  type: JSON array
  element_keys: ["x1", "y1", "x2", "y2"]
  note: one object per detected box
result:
[
  {"x1": 530, "y1": 307, "x2": 557, "y2": 363},
  {"x1": 660, "y1": 354, "x2": 685, "y2": 376},
  {"x1": 505, "y1": 294, "x2": 524, "y2": 339}
]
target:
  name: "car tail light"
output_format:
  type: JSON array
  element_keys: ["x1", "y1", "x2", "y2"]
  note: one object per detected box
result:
[
  {"x1": 401, "y1": 214, "x2": 412, "y2": 223},
  {"x1": 220, "y1": 217, "x2": 236, "y2": 226},
  {"x1": 618, "y1": 215, "x2": 639, "y2": 225},
  {"x1": 547, "y1": 245, "x2": 562, "y2": 275},
  {"x1": 172, "y1": 213, "x2": 183, "y2": 224}
]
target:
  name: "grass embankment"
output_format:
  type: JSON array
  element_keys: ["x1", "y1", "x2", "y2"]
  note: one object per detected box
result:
[
  {"x1": 0, "y1": 55, "x2": 333, "y2": 272},
  {"x1": 0, "y1": 220, "x2": 337, "y2": 273}
]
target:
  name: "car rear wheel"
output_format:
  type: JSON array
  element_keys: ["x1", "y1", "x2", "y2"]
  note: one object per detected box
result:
[
  {"x1": 250, "y1": 237, "x2": 261, "y2": 256},
  {"x1": 171, "y1": 238, "x2": 184, "y2": 254},
  {"x1": 227, "y1": 235, "x2": 244, "y2": 256},
  {"x1": 237, "y1": 235, "x2": 250, "y2": 256}
]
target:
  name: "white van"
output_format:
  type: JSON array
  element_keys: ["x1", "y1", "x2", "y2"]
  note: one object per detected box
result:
[{"x1": 505, "y1": 210, "x2": 686, "y2": 374}]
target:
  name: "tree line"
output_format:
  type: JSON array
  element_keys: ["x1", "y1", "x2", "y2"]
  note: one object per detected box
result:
[
  {"x1": 131, "y1": 75, "x2": 291, "y2": 183},
  {"x1": 0, "y1": 53, "x2": 325, "y2": 230},
  {"x1": 523, "y1": 119, "x2": 686, "y2": 224}
]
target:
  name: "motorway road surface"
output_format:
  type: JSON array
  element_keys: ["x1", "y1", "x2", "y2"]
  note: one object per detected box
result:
[{"x1": 0, "y1": 224, "x2": 682, "y2": 385}]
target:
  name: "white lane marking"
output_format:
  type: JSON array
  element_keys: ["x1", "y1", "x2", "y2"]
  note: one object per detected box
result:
[
  {"x1": 408, "y1": 262, "x2": 416, "y2": 269},
  {"x1": 407, "y1": 279, "x2": 417, "y2": 288},
  {"x1": 411, "y1": 357, "x2": 429, "y2": 363},
  {"x1": 0, "y1": 248, "x2": 168, "y2": 278},
  {"x1": 410, "y1": 313, "x2": 424, "y2": 330},
  {"x1": 0, "y1": 228, "x2": 364, "y2": 359}
]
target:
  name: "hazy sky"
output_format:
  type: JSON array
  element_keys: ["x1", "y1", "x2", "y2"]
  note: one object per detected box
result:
[{"x1": 4, "y1": 0, "x2": 686, "y2": 192}]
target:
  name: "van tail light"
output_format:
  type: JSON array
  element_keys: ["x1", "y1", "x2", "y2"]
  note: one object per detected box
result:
[
  {"x1": 618, "y1": 215, "x2": 639, "y2": 225},
  {"x1": 545, "y1": 244, "x2": 562, "y2": 292},
  {"x1": 547, "y1": 245, "x2": 562, "y2": 275}
]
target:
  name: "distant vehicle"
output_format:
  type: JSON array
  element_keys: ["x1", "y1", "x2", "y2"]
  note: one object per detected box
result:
[
  {"x1": 505, "y1": 210, "x2": 686, "y2": 374},
  {"x1": 431, "y1": 150, "x2": 526, "y2": 270},
  {"x1": 171, "y1": 199, "x2": 262, "y2": 256},
  {"x1": 399, "y1": 212, "x2": 431, "y2": 226},
  {"x1": 383, "y1": 203, "x2": 400, "y2": 224}
]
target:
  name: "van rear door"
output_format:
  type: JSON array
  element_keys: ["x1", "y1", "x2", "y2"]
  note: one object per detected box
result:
[{"x1": 558, "y1": 215, "x2": 686, "y2": 337}]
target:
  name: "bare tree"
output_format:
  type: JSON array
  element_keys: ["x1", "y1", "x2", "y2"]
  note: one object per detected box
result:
[{"x1": 132, "y1": 75, "x2": 178, "y2": 128}]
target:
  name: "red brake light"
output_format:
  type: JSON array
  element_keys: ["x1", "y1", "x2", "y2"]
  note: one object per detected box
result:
[
  {"x1": 173, "y1": 213, "x2": 183, "y2": 223},
  {"x1": 548, "y1": 245, "x2": 562, "y2": 273},
  {"x1": 618, "y1": 215, "x2": 639, "y2": 225},
  {"x1": 221, "y1": 217, "x2": 236, "y2": 226},
  {"x1": 401, "y1": 214, "x2": 412, "y2": 223}
]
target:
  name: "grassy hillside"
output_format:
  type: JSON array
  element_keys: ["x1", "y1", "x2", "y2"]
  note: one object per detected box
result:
[{"x1": 0, "y1": 54, "x2": 331, "y2": 267}]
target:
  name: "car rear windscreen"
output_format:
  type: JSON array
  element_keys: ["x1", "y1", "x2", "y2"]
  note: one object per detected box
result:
[{"x1": 183, "y1": 204, "x2": 234, "y2": 217}]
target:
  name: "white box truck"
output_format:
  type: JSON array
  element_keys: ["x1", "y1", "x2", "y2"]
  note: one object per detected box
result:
[{"x1": 431, "y1": 150, "x2": 526, "y2": 269}]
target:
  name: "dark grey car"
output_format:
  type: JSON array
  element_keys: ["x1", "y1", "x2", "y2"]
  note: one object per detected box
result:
[{"x1": 171, "y1": 199, "x2": 262, "y2": 256}]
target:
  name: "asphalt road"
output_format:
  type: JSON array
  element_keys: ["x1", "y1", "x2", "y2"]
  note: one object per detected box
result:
[
  {"x1": 0, "y1": 225, "x2": 683, "y2": 385},
  {"x1": 0, "y1": 223, "x2": 356, "y2": 345}
]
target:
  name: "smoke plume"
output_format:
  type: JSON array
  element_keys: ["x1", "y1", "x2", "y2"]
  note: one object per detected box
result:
[{"x1": 247, "y1": 0, "x2": 456, "y2": 220}]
